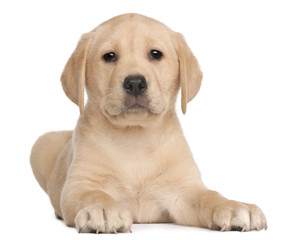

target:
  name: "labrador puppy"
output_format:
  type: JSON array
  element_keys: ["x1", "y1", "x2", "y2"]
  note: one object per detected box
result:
[{"x1": 30, "y1": 13, "x2": 267, "y2": 233}]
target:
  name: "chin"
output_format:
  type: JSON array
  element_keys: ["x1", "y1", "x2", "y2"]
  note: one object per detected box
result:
[{"x1": 104, "y1": 107, "x2": 164, "y2": 128}]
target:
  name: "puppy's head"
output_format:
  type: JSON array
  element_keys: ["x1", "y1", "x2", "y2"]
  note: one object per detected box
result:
[{"x1": 61, "y1": 14, "x2": 202, "y2": 127}]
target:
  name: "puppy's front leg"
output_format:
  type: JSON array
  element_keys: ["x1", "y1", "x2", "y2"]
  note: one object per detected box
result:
[
  {"x1": 61, "y1": 181, "x2": 132, "y2": 233},
  {"x1": 170, "y1": 187, "x2": 267, "y2": 231},
  {"x1": 196, "y1": 190, "x2": 267, "y2": 231}
]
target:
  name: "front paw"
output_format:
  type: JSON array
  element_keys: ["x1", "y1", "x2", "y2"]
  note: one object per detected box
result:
[
  {"x1": 209, "y1": 201, "x2": 267, "y2": 231},
  {"x1": 75, "y1": 205, "x2": 132, "y2": 233}
]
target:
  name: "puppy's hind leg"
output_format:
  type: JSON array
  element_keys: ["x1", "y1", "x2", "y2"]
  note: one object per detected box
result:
[{"x1": 30, "y1": 131, "x2": 72, "y2": 192}]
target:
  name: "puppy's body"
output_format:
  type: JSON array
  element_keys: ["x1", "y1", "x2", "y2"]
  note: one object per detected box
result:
[{"x1": 31, "y1": 14, "x2": 266, "y2": 233}]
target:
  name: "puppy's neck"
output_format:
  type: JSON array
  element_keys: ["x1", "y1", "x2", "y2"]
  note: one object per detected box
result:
[{"x1": 74, "y1": 108, "x2": 183, "y2": 160}]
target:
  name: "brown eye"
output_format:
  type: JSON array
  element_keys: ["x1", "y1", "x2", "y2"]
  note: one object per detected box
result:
[
  {"x1": 103, "y1": 52, "x2": 117, "y2": 62},
  {"x1": 149, "y1": 50, "x2": 163, "y2": 60}
]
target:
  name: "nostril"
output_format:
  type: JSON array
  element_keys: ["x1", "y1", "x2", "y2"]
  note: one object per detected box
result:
[
  {"x1": 123, "y1": 75, "x2": 147, "y2": 96},
  {"x1": 124, "y1": 81, "x2": 134, "y2": 93},
  {"x1": 138, "y1": 81, "x2": 147, "y2": 93}
]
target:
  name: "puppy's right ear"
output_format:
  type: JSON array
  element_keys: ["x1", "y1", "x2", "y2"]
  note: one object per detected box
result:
[{"x1": 61, "y1": 32, "x2": 93, "y2": 115}]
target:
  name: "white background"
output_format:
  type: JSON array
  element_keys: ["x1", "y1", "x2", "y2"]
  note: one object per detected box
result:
[{"x1": 0, "y1": 0, "x2": 295, "y2": 239}]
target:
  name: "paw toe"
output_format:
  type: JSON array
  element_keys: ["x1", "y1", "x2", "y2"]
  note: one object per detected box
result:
[
  {"x1": 210, "y1": 201, "x2": 266, "y2": 232},
  {"x1": 75, "y1": 206, "x2": 132, "y2": 233}
]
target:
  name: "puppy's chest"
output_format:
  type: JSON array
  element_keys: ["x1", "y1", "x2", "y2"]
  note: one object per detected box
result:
[
  {"x1": 122, "y1": 178, "x2": 171, "y2": 223},
  {"x1": 92, "y1": 134, "x2": 174, "y2": 222},
  {"x1": 108, "y1": 161, "x2": 172, "y2": 223}
]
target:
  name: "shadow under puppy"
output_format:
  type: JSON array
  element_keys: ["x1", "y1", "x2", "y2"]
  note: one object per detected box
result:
[{"x1": 30, "y1": 13, "x2": 267, "y2": 233}]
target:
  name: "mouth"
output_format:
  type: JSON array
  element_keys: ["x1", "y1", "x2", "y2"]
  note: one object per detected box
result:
[
  {"x1": 127, "y1": 103, "x2": 146, "y2": 110},
  {"x1": 124, "y1": 102, "x2": 149, "y2": 115},
  {"x1": 104, "y1": 94, "x2": 165, "y2": 117}
]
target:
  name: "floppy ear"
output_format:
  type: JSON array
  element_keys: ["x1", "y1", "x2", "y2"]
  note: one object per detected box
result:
[
  {"x1": 173, "y1": 33, "x2": 203, "y2": 114},
  {"x1": 61, "y1": 32, "x2": 93, "y2": 115}
]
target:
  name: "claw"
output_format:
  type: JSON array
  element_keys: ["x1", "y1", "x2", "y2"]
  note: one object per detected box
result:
[
  {"x1": 78, "y1": 228, "x2": 82, "y2": 233},
  {"x1": 264, "y1": 224, "x2": 268, "y2": 230},
  {"x1": 256, "y1": 225, "x2": 260, "y2": 231},
  {"x1": 96, "y1": 227, "x2": 100, "y2": 234},
  {"x1": 241, "y1": 225, "x2": 246, "y2": 232},
  {"x1": 113, "y1": 227, "x2": 118, "y2": 234},
  {"x1": 220, "y1": 225, "x2": 227, "y2": 232},
  {"x1": 127, "y1": 226, "x2": 133, "y2": 233}
]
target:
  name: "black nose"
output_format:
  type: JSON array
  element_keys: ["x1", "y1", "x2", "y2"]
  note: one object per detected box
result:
[{"x1": 123, "y1": 75, "x2": 147, "y2": 96}]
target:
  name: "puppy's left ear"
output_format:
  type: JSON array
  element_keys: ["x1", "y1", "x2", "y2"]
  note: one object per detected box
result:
[{"x1": 173, "y1": 33, "x2": 203, "y2": 114}]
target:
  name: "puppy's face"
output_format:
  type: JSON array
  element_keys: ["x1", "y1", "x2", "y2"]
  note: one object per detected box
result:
[
  {"x1": 61, "y1": 14, "x2": 202, "y2": 127},
  {"x1": 87, "y1": 17, "x2": 179, "y2": 126}
]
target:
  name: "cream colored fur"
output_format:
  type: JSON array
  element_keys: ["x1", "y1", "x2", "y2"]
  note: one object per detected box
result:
[{"x1": 30, "y1": 13, "x2": 266, "y2": 233}]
